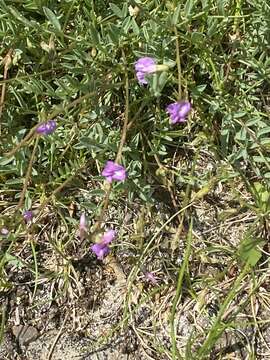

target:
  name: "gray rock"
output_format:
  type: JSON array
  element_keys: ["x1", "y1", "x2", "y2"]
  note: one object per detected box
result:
[{"x1": 12, "y1": 325, "x2": 39, "y2": 346}]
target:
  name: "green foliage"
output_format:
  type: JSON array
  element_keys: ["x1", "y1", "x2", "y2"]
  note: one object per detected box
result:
[
  {"x1": 237, "y1": 231, "x2": 265, "y2": 266},
  {"x1": 0, "y1": 0, "x2": 269, "y2": 357}
]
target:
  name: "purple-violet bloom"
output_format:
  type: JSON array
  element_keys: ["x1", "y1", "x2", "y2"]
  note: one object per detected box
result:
[
  {"x1": 145, "y1": 271, "x2": 158, "y2": 285},
  {"x1": 91, "y1": 229, "x2": 115, "y2": 260},
  {"x1": 101, "y1": 161, "x2": 127, "y2": 183},
  {"x1": 36, "y1": 120, "x2": 57, "y2": 135},
  {"x1": 135, "y1": 57, "x2": 157, "y2": 85},
  {"x1": 23, "y1": 210, "x2": 33, "y2": 223},
  {"x1": 0, "y1": 228, "x2": 9, "y2": 236},
  {"x1": 166, "y1": 101, "x2": 191, "y2": 124},
  {"x1": 79, "y1": 213, "x2": 87, "y2": 240}
]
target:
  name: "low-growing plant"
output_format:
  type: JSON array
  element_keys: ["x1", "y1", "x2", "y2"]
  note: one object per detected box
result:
[{"x1": 0, "y1": 0, "x2": 269, "y2": 359}]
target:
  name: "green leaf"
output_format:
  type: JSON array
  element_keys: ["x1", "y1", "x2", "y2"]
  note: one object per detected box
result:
[
  {"x1": 89, "y1": 23, "x2": 100, "y2": 45},
  {"x1": 131, "y1": 18, "x2": 140, "y2": 35},
  {"x1": 238, "y1": 233, "x2": 265, "y2": 267},
  {"x1": 43, "y1": 7, "x2": 62, "y2": 32},
  {"x1": 0, "y1": 157, "x2": 14, "y2": 166},
  {"x1": 191, "y1": 32, "x2": 205, "y2": 44},
  {"x1": 5, "y1": 254, "x2": 25, "y2": 269},
  {"x1": 172, "y1": 3, "x2": 182, "y2": 25},
  {"x1": 184, "y1": 0, "x2": 197, "y2": 17},
  {"x1": 9, "y1": 7, "x2": 33, "y2": 27},
  {"x1": 109, "y1": 3, "x2": 124, "y2": 18}
]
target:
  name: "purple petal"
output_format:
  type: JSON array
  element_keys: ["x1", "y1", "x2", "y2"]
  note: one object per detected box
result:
[
  {"x1": 101, "y1": 161, "x2": 116, "y2": 176},
  {"x1": 101, "y1": 161, "x2": 127, "y2": 182},
  {"x1": 135, "y1": 57, "x2": 156, "y2": 73},
  {"x1": 178, "y1": 101, "x2": 191, "y2": 118},
  {"x1": 136, "y1": 71, "x2": 148, "y2": 84},
  {"x1": 91, "y1": 243, "x2": 110, "y2": 260},
  {"x1": 101, "y1": 229, "x2": 116, "y2": 245},
  {"x1": 79, "y1": 213, "x2": 87, "y2": 231},
  {"x1": 112, "y1": 168, "x2": 126, "y2": 181},
  {"x1": 166, "y1": 101, "x2": 191, "y2": 124},
  {"x1": 23, "y1": 210, "x2": 33, "y2": 223},
  {"x1": 79, "y1": 213, "x2": 87, "y2": 240},
  {"x1": 36, "y1": 120, "x2": 57, "y2": 135},
  {"x1": 145, "y1": 272, "x2": 158, "y2": 284},
  {"x1": 135, "y1": 57, "x2": 156, "y2": 85},
  {"x1": 0, "y1": 228, "x2": 9, "y2": 236}
]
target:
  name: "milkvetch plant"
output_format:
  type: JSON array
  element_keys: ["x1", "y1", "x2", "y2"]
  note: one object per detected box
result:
[{"x1": 0, "y1": 1, "x2": 269, "y2": 359}]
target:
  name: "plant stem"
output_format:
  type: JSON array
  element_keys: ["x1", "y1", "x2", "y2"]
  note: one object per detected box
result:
[
  {"x1": 170, "y1": 218, "x2": 193, "y2": 360},
  {"x1": 16, "y1": 136, "x2": 39, "y2": 211},
  {"x1": 174, "y1": 26, "x2": 182, "y2": 100}
]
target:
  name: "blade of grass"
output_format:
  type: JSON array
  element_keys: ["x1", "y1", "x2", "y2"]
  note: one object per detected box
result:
[{"x1": 170, "y1": 217, "x2": 193, "y2": 360}]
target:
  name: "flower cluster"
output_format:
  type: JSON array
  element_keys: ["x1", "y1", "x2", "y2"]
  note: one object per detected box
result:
[
  {"x1": 78, "y1": 213, "x2": 115, "y2": 261},
  {"x1": 134, "y1": 57, "x2": 191, "y2": 124},
  {"x1": 89, "y1": 56, "x2": 192, "y2": 260}
]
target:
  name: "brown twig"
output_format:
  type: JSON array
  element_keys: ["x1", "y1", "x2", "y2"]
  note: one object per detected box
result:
[
  {"x1": 0, "y1": 49, "x2": 13, "y2": 135},
  {"x1": 115, "y1": 50, "x2": 129, "y2": 163}
]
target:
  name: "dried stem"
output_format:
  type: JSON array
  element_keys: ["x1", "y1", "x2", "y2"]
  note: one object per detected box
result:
[
  {"x1": 115, "y1": 50, "x2": 129, "y2": 163},
  {"x1": 46, "y1": 313, "x2": 68, "y2": 360},
  {"x1": 16, "y1": 136, "x2": 39, "y2": 211},
  {"x1": 0, "y1": 49, "x2": 13, "y2": 135}
]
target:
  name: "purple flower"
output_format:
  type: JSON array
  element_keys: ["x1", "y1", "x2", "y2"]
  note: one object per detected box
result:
[
  {"x1": 79, "y1": 213, "x2": 87, "y2": 240},
  {"x1": 91, "y1": 230, "x2": 115, "y2": 260},
  {"x1": 36, "y1": 120, "x2": 57, "y2": 135},
  {"x1": 135, "y1": 57, "x2": 157, "y2": 84},
  {"x1": 0, "y1": 228, "x2": 9, "y2": 236},
  {"x1": 101, "y1": 161, "x2": 127, "y2": 183},
  {"x1": 145, "y1": 272, "x2": 158, "y2": 284},
  {"x1": 166, "y1": 101, "x2": 191, "y2": 124},
  {"x1": 23, "y1": 210, "x2": 33, "y2": 223}
]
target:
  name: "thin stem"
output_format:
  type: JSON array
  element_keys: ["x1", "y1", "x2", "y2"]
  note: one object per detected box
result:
[
  {"x1": 16, "y1": 136, "x2": 39, "y2": 211},
  {"x1": 0, "y1": 49, "x2": 13, "y2": 135},
  {"x1": 174, "y1": 26, "x2": 182, "y2": 100},
  {"x1": 47, "y1": 313, "x2": 68, "y2": 360},
  {"x1": 170, "y1": 218, "x2": 193, "y2": 360},
  {"x1": 116, "y1": 49, "x2": 130, "y2": 163}
]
